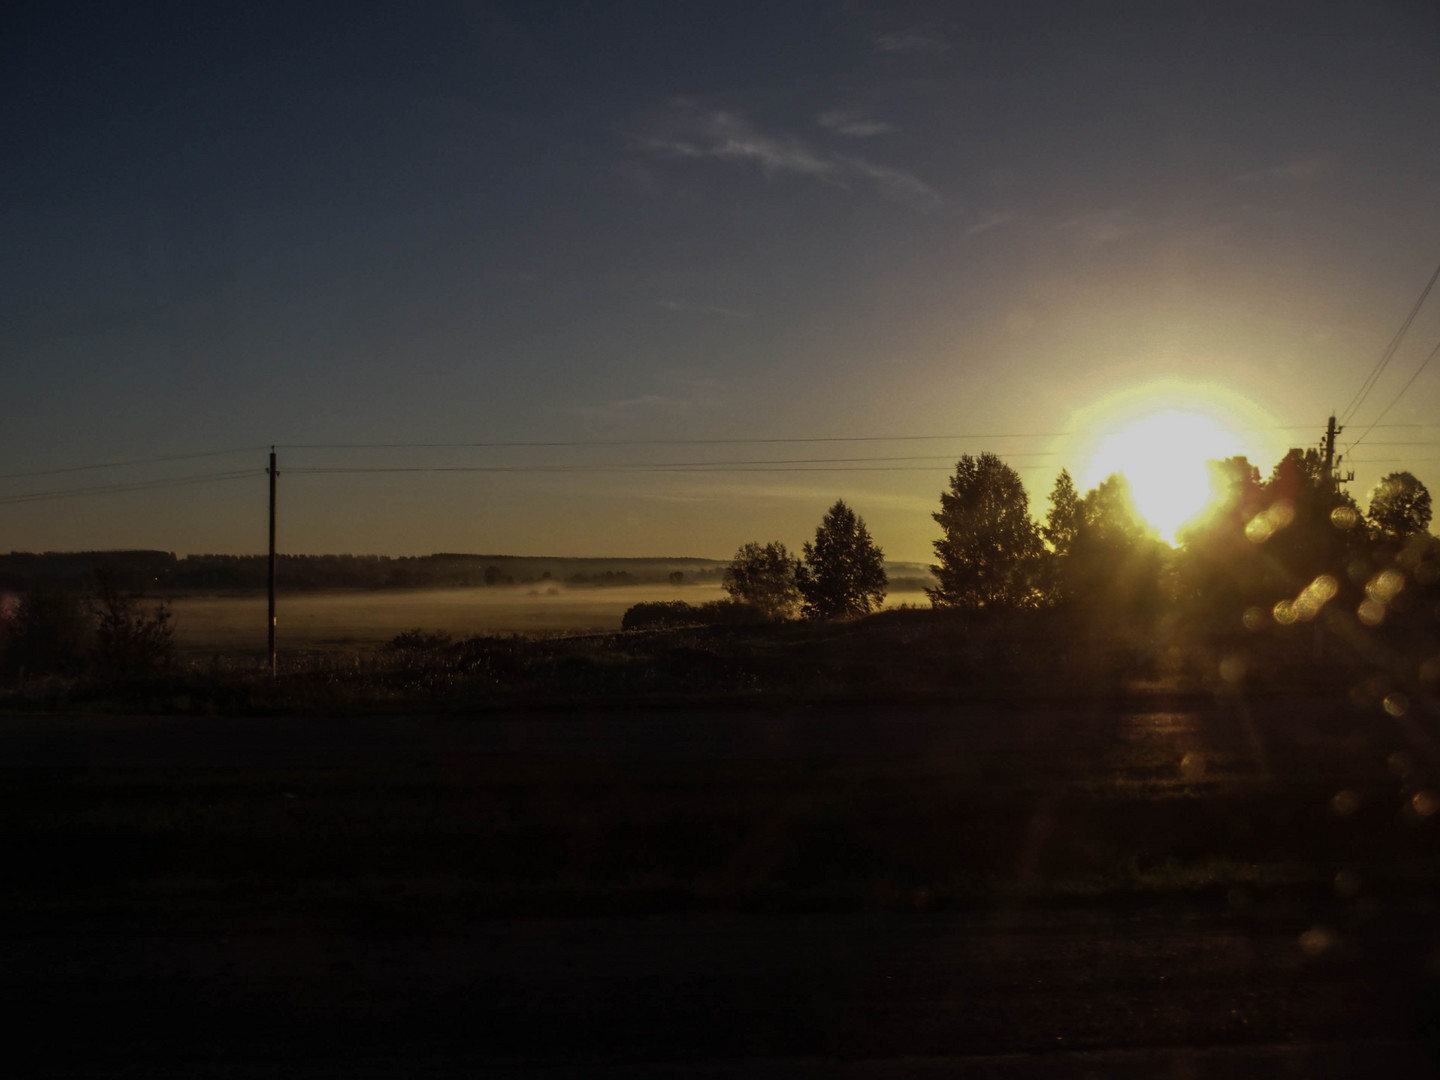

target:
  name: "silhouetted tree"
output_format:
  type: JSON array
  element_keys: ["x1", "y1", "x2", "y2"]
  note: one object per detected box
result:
[
  {"x1": 1066, "y1": 474, "x2": 1166, "y2": 626},
  {"x1": 723, "y1": 541, "x2": 801, "y2": 620},
  {"x1": 796, "y1": 499, "x2": 887, "y2": 619},
  {"x1": 1043, "y1": 469, "x2": 1082, "y2": 556},
  {"x1": 928, "y1": 453, "x2": 1043, "y2": 609},
  {"x1": 1260, "y1": 447, "x2": 1364, "y2": 593},
  {"x1": 91, "y1": 569, "x2": 174, "y2": 678},
  {"x1": 1, "y1": 587, "x2": 91, "y2": 676},
  {"x1": 1367, "y1": 471, "x2": 1432, "y2": 541},
  {"x1": 1174, "y1": 456, "x2": 1269, "y2": 626}
]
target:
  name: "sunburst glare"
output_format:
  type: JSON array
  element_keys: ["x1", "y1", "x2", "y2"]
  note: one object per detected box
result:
[{"x1": 1084, "y1": 411, "x2": 1245, "y2": 543}]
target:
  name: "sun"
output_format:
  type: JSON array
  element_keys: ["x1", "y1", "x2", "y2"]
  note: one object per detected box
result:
[{"x1": 1083, "y1": 410, "x2": 1245, "y2": 543}]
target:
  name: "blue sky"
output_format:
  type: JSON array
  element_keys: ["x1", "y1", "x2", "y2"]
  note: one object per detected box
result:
[{"x1": 4, "y1": 1, "x2": 1440, "y2": 559}]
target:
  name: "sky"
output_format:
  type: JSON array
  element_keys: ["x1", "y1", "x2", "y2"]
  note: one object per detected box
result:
[{"x1": 3, "y1": 0, "x2": 1440, "y2": 562}]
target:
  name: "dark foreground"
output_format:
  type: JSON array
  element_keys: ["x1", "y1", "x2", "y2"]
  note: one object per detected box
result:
[{"x1": 4, "y1": 700, "x2": 1439, "y2": 1076}]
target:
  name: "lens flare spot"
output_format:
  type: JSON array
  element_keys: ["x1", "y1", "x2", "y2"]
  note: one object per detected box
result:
[
  {"x1": 1246, "y1": 501, "x2": 1294, "y2": 544},
  {"x1": 1331, "y1": 789, "x2": 1360, "y2": 818},
  {"x1": 1272, "y1": 599, "x2": 1297, "y2": 626},
  {"x1": 1357, "y1": 599, "x2": 1386, "y2": 627},
  {"x1": 1298, "y1": 926, "x2": 1335, "y2": 956},
  {"x1": 1241, "y1": 606, "x2": 1267, "y2": 631},
  {"x1": 1413, "y1": 791, "x2": 1439, "y2": 818},
  {"x1": 1333, "y1": 870, "x2": 1362, "y2": 898},
  {"x1": 1329, "y1": 505, "x2": 1359, "y2": 530},
  {"x1": 1382, "y1": 692, "x2": 1410, "y2": 718},
  {"x1": 1294, "y1": 575, "x2": 1338, "y2": 621},
  {"x1": 1366, "y1": 569, "x2": 1405, "y2": 604}
]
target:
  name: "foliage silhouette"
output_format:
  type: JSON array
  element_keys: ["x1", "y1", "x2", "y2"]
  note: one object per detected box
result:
[
  {"x1": 929, "y1": 453, "x2": 1043, "y2": 609},
  {"x1": 1, "y1": 587, "x2": 91, "y2": 676},
  {"x1": 722, "y1": 542, "x2": 801, "y2": 621},
  {"x1": 1367, "y1": 471, "x2": 1432, "y2": 541},
  {"x1": 91, "y1": 569, "x2": 175, "y2": 678},
  {"x1": 796, "y1": 499, "x2": 888, "y2": 619}
]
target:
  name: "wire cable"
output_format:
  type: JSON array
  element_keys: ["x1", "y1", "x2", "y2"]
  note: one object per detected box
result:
[
  {"x1": 1345, "y1": 337, "x2": 1440, "y2": 454},
  {"x1": 0, "y1": 447, "x2": 268, "y2": 483},
  {"x1": 1338, "y1": 260, "x2": 1440, "y2": 425},
  {"x1": 0, "y1": 469, "x2": 263, "y2": 506}
]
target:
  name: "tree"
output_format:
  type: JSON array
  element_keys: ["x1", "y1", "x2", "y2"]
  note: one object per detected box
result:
[
  {"x1": 1, "y1": 587, "x2": 91, "y2": 677},
  {"x1": 91, "y1": 569, "x2": 174, "y2": 678},
  {"x1": 928, "y1": 453, "x2": 1044, "y2": 609},
  {"x1": 723, "y1": 541, "x2": 800, "y2": 620},
  {"x1": 1042, "y1": 469, "x2": 1082, "y2": 557},
  {"x1": 1368, "y1": 471, "x2": 1432, "y2": 541},
  {"x1": 1260, "y1": 446, "x2": 1364, "y2": 591},
  {"x1": 796, "y1": 500, "x2": 887, "y2": 619}
]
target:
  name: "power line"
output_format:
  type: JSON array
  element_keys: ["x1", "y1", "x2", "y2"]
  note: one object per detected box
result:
[
  {"x1": 0, "y1": 469, "x2": 263, "y2": 506},
  {"x1": 276, "y1": 425, "x2": 1325, "y2": 452},
  {"x1": 1345, "y1": 337, "x2": 1440, "y2": 454},
  {"x1": 0, "y1": 447, "x2": 267, "y2": 483},
  {"x1": 1338, "y1": 260, "x2": 1440, "y2": 425}
]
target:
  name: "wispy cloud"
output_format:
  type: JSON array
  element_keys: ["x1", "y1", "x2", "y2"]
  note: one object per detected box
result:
[
  {"x1": 873, "y1": 29, "x2": 950, "y2": 54},
  {"x1": 1057, "y1": 206, "x2": 1136, "y2": 244},
  {"x1": 966, "y1": 210, "x2": 1017, "y2": 237},
  {"x1": 818, "y1": 110, "x2": 898, "y2": 138},
  {"x1": 1234, "y1": 155, "x2": 1332, "y2": 183},
  {"x1": 659, "y1": 299, "x2": 750, "y2": 320},
  {"x1": 639, "y1": 102, "x2": 942, "y2": 211},
  {"x1": 560, "y1": 379, "x2": 723, "y2": 420}
]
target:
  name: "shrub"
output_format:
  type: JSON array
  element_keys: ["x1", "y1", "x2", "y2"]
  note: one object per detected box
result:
[
  {"x1": 92, "y1": 570, "x2": 175, "y2": 679},
  {"x1": 2, "y1": 587, "x2": 93, "y2": 677},
  {"x1": 389, "y1": 628, "x2": 454, "y2": 650},
  {"x1": 622, "y1": 601, "x2": 702, "y2": 631}
]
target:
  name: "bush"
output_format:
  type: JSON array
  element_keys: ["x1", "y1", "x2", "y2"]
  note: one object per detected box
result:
[
  {"x1": 2, "y1": 587, "x2": 93, "y2": 677},
  {"x1": 622, "y1": 601, "x2": 703, "y2": 631},
  {"x1": 92, "y1": 570, "x2": 175, "y2": 678},
  {"x1": 723, "y1": 542, "x2": 800, "y2": 620},
  {"x1": 622, "y1": 599, "x2": 768, "y2": 631},
  {"x1": 388, "y1": 628, "x2": 454, "y2": 650}
]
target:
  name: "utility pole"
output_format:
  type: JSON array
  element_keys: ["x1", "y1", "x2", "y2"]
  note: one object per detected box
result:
[
  {"x1": 268, "y1": 447, "x2": 278, "y2": 680},
  {"x1": 1321, "y1": 415, "x2": 1354, "y2": 491}
]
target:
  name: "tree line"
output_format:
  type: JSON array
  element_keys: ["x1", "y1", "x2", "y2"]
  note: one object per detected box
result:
[{"x1": 630, "y1": 448, "x2": 1436, "y2": 657}]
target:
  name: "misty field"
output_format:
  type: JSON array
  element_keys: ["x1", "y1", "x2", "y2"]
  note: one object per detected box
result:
[
  {"x1": 167, "y1": 583, "x2": 716, "y2": 653},
  {"x1": 167, "y1": 581, "x2": 934, "y2": 654}
]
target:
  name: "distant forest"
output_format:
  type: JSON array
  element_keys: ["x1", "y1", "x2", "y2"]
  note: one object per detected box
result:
[{"x1": 0, "y1": 552, "x2": 731, "y2": 593}]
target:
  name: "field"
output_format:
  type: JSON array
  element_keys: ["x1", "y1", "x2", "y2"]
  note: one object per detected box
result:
[
  {"x1": 4, "y1": 697, "x2": 1439, "y2": 1074},
  {"x1": 166, "y1": 582, "x2": 931, "y2": 654},
  {"x1": 167, "y1": 583, "x2": 728, "y2": 653}
]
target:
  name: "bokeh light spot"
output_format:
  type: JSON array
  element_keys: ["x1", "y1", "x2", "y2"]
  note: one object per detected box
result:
[
  {"x1": 1330, "y1": 505, "x2": 1359, "y2": 530},
  {"x1": 1333, "y1": 870, "x2": 1361, "y2": 898},
  {"x1": 1294, "y1": 575, "x2": 1338, "y2": 621},
  {"x1": 1241, "y1": 606, "x2": 1267, "y2": 631},
  {"x1": 1413, "y1": 791, "x2": 1439, "y2": 818},
  {"x1": 1298, "y1": 926, "x2": 1335, "y2": 956},
  {"x1": 1246, "y1": 501, "x2": 1295, "y2": 544},
  {"x1": 1331, "y1": 789, "x2": 1360, "y2": 818},
  {"x1": 1357, "y1": 600, "x2": 1385, "y2": 627},
  {"x1": 1366, "y1": 569, "x2": 1405, "y2": 604},
  {"x1": 1382, "y1": 692, "x2": 1409, "y2": 718}
]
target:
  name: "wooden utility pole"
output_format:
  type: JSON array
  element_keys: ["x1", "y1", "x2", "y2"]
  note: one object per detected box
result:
[
  {"x1": 268, "y1": 447, "x2": 278, "y2": 680},
  {"x1": 1322, "y1": 415, "x2": 1337, "y2": 480}
]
